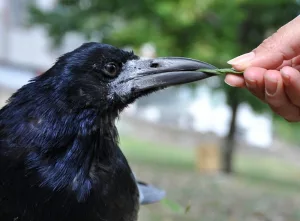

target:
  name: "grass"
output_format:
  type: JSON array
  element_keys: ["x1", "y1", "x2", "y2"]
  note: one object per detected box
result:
[
  {"x1": 235, "y1": 154, "x2": 300, "y2": 193},
  {"x1": 120, "y1": 135, "x2": 300, "y2": 192},
  {"x1": 119, "y1": 135, "x2": 300, "y2": 221},
  {"x1": 120, "y1": 136, "x2": 195, "y2": 170}
]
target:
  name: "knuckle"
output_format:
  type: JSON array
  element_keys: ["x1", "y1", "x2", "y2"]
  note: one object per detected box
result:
[
  {"x1": 260, "y1": 32, "x2": 280, "y2": 52},
  {"x1": 259, "y1": 30, "x2": 291, "y2": 60},
  {"x1": 286, "y1": 93, "x2": 300, "y2": 108},
  {"x1": 292, "y1": 100, "x2": 300, "y2": 108},
  {"x1": 245, "y1": 88, "x2": 265, "y2": 102},
  {"x1": 284, "y1": 117, "x2": 300, "y2": 123},
  {"x1": 267, "y1": 98, "x2": 284, "y2": 109},
  {"x1": 280, "y1": 108, "x2": 300, "y2": 122},
  {"x1": 269, "y1": 105, "x2": 283, "y2": 116}
]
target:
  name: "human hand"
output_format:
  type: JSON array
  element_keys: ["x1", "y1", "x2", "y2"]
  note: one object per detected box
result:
[{"x1": 224, "y1": 16, "x2": 300, "y2": 122}]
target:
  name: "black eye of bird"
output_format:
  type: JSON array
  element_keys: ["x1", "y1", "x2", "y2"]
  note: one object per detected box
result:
[{"x1": 103, "y1": 62, "x2": 119, "y2": 77}]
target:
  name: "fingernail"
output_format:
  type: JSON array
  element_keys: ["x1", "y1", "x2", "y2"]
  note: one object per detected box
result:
[
  {"x1": 280, "y1": 69, "x2": 290, "y2": 85},
  {"x1": 227, "y1": 52, "x2": 255, "y2": 65},
  {"x1": 224, "y1": 79, "x2": 237, "y2": 87},
  {"x1": 245, "y1": 79, "x2": 256, "y2": 89},
  {"x1": 265, "y1": 75, "x2": 278, "y2": 96}
]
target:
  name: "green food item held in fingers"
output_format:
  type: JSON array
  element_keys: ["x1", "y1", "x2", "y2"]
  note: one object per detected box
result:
[{"x1": 198, "y1": 68, "x2": 244, "y2": 75}]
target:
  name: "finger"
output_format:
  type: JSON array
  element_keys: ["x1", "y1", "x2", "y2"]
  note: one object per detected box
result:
[
  {"x1": 280, "y1": 66, "x2": 300, "y2": 107},
  {"x1": 243, "y1": 67, "x2": 266, "y2": 101},
  {"x1": 228, "y1": 16, "x2": 300, "y2": 70},
  {"x1": 277, "y1": 55, "x2": 300, "y2": 70},
  {"x1": 264, "y1": 70, "x2": 300, "y2": 122},
  {"x1": 224, "y1": 74, "x2": 245, "y2": 87}
]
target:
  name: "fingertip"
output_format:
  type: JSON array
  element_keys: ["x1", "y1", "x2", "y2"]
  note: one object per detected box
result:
[
  {"x1": 281, "y1": 66, "x2": 300, "y2": 76},
  {"x1": 230, "y1": 63, "x2": 248, "y2": 71},
  {"x1": 227, "y1": 52, "x2": 255, "y2": 70},
  {"x1": 243, "y1": 67, "x2": 266, "y2": 90},
  {"x1": 224, "y1": 74, "x2": 245, "y2": 87},
  {"x1": 244, "y1": 67, "x2": 266, "y2": 81},
  {"x1": 280, "y1": 66, "x2": 300, "y2": 85},
  {"x1": 280, "y1": 67, "x2": 291, "y2": 85},
  {"x1": 264, "y1": 70, "x2": 281, "y2": 82}
]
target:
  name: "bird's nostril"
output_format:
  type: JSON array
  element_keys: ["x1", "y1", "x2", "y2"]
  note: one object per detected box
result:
[{"x1": 150, "y1": 62, "x2": 159, "y2": 68}]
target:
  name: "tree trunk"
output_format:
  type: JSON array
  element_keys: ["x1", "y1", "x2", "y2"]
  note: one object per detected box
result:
[
  {"x1": 221, "y1": 4, "x2": 251, "y2": 174},
  {"x1": 222, "y1": 94, "x2": 239, "y2": 174}
]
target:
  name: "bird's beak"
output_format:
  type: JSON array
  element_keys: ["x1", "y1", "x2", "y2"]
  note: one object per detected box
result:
[{"x1": 120, "y1": 57, "x2": 217, "y2": 92}]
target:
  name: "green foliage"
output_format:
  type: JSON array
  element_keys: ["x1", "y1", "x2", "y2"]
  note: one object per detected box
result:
[{"x1": 29, "y1": 0, "x2": 298, "y2": 81}]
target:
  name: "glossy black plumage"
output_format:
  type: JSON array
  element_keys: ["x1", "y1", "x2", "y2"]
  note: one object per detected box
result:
[
  {"x1": 0, "y1": 43, "x2": 140, "y2": 221},
  {"x1": 0, "y1": 42, "x2": 216, "y2": 221}
]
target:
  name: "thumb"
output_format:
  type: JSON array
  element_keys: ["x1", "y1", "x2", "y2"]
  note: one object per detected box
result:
[{"x1": 228, "y1": 16, "x2": 300, "y2": 70}]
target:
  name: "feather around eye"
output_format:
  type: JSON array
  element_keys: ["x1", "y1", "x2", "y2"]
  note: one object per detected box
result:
[{"x1": 103, "y1": 62, "x2": 119, "y2": 78}]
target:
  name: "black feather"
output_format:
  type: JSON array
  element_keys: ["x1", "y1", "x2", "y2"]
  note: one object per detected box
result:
[{"x1": 0, "y1": 43, "x2": 140, "y2": 221}]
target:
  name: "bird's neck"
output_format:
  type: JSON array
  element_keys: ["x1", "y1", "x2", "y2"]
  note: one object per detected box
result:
[{"x1": 1, "y1": 101, "x2": 122, "y2": 201}]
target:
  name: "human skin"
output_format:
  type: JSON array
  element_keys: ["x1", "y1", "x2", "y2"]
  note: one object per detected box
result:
[{"x1": 224, "y1": 16, "x2": 300, "y2": 122}]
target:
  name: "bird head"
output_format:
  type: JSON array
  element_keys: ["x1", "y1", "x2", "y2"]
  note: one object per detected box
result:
[
  {"x1": 0, "y1": 42, "x2": 217, "y2": 204},
  {"x1": 37, "y1": 42, "x2": 216, "y2": 115}
]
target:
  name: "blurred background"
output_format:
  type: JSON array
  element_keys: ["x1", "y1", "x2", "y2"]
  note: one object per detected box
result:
[{"x1": 1, "y1": 0, "x2": 300, "y2": 220}]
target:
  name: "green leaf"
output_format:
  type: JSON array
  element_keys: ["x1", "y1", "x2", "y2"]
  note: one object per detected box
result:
[
  {"x1": 184, "y1": 201, "x2": 192, "y2": 214},
  {"x1": 160, "y1": 198, "x2": 192, "y2": 215},
  {"x1": 161, "y1": 198, "x2": 184, "y2": 213},
  {"x1": 198, "y1": 68, "x2": 244, "y2": 75}
]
